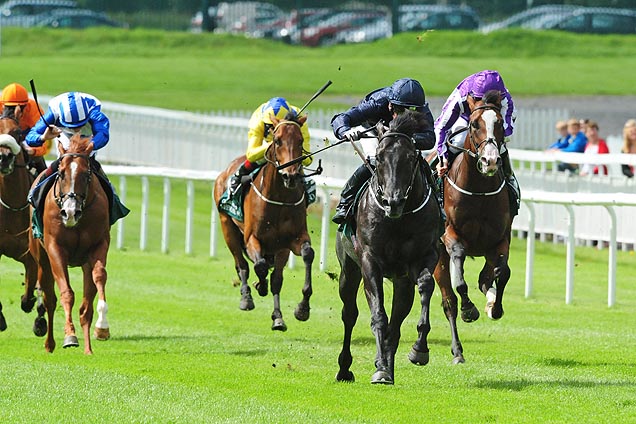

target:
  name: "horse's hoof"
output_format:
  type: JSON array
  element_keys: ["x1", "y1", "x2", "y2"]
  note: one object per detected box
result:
[
  {"x1": 239, "y1": 294, "x2": 255, "y2": 311},
  {"x1": 271, "y1": 318, "x2": 287, "y2": 332},
  {"x1": 0, "y1": 314, "x2": 6, "y2": 332},
  {"x1": 33, "y1": 317, "x2": 47, "y2": 337},
  {"x1": 254, "y1": 281, "x2": 268, "y2": 297},
  {"x1": 461, "y1": 304, "x2": 480, "y2": 323},
  {"x1": 408, "y1": 348, "x2": 429, "y2": 366},
  {"x1": 294, "y1": 304, "x2": 310, "y2": 321},
  {"x1": 452, "y1": 355, "x2": 466, "y2": 365},
  {"x1": 336, "y1": 370, "x2": 355, "y2": 382},
  {"x1": 21, "y1": 295, "x2": 36, "y2": 313},
  {"x1": 63, "y1": 335, "x2": 79, "y2": 348},
  {"x1": 486, "y1": 302, "x2": 504, "y2": 320},
  {"x1": 371, "y1": 370, "x2": 394, "y2": 385},
  {"x1": 94, "y1": 327, "x2": 110, "y2": 341}
]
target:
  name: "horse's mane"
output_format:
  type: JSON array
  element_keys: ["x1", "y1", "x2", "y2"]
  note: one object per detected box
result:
[
  {"x1": 1, "y1": 106, "x2": 17, "y2": 119},
  {"x1": 482, "y1": 90, "x2": 502, "y2": 107},
  {"x1": 283, "y1": 111, "x2": 302, "y2": 125},
  {"x1": 389, "y1": 110, "x2": 429, "y2": 136}
]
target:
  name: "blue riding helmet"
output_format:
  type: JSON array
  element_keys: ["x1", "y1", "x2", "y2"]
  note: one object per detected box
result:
[
  {"x1": 261, "y1": 97, "x2": 295, "y2": 124},
  {"x1": 388, "y1": 78, "x2": 425, "y2": 108},
  {"x1": 58, "y1": 92, "x2": 91, "y2": 128}
]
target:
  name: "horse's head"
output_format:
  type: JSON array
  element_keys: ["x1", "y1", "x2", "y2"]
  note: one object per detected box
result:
[
  {"x1": 0, "y1": 108, "x2": 23, "y2": 175},
  {"x1": 374, "y1": 110, "x2": 423, "y2": 219},
  {"x1": 54, "y1": 133, "x2": 94, "y2": 227},
  {"x1": 467, "y1": 90, "x2": 504, "y2": 176},
  {"x1": 268, "y1": 113, "x2": 307, "y2": 189}
]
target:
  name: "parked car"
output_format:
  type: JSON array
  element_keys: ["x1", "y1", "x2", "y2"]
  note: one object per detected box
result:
[
  {"x1": 214, "y1": 1, "x2": 284, "y2": 34},
  {"x1": 399, "y1": 4, "x2": 480, "y2": 32},
  {"x1": 300, "y1": 10, "x2": 387, "y2": 47},
  {"x1": 480, "y1": 4, "x2": 578, "y2": 33},
  {"x1": 336, "y1": 16, "x2": 391, "y2": 44},
  {"x1": 35, "y1": 8, "x2": 127, "y2": 29},
  {"x1": 0, "y1": 0, "x2": 76, "y2": 27},
  {"x1": 273, "y1": 8, "x2": 334, "y2": 44},
  {"x1": 540, "y1": 7, "x2": 636, "y2": 35}
]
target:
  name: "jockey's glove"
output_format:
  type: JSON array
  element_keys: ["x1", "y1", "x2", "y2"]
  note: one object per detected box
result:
[{"x1": 344, "y1": 129, "x2": 361, "y2": 142}]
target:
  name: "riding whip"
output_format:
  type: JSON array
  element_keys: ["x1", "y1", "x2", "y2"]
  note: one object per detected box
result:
[
  {"x1": 29, "y1": 79, "x2": 51, "y2": 126},
  {"x1": 297, "y1": 80, "x2": 332, "y2": 115}
]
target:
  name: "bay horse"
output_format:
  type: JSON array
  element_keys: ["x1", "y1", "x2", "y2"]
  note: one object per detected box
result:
[
  {"x1": 335, "y1": 110, "x2": 441, "y2": 385},
  {"x1": 29, "y1": 133, "x2": 111, "y2": 354},
  {"x1": 434, "y1": 90, "x2": 512, "y2": 364},
  {"x1": 213, "y1": 113, "x2": 314, "y2": 332},
  {"x1": 0, "y1": 109, "x2": 42, "y2": 334}
]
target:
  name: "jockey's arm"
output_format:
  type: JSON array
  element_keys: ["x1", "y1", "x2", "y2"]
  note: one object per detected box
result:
[{"x1": 301, "y1": 123, "x2": 312, "y2": 166}]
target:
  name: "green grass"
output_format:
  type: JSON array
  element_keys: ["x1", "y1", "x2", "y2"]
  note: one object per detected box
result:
[
  {"x1": 1, "y1": 28, "x2": 635, "y2": 111},
  {"x1": 1, "y1": 175, "x2": 635, "y2": 422}
]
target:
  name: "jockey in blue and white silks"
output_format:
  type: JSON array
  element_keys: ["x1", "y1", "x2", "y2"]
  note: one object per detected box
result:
[{"x1": 25, "y1": 92, "x2": 110, "y2": 154}]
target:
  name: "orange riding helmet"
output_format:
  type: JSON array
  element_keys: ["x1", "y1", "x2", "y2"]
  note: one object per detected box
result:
[{"x1": 1, "y1": 83, "x2": 29, "y2": 106}]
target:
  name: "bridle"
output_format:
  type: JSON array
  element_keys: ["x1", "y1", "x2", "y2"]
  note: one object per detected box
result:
[
  {"x1": 53, "y1": 153, "x2": 93, "y2": 210},
  {"x1": 371, "y1": 131, "x2": 431, "y2": 215}
]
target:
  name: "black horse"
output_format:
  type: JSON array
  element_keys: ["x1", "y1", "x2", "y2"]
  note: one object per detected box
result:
[{"x1": 335, "y1": 110, "x2": 441, "y2": 385}]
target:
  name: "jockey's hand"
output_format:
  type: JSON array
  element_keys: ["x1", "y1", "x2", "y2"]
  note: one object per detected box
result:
[
  {"x1": 42, "y1": 125, "x2": 62, "y2": 141},
  {"x1": 20, "y1": 141, "x2": 35, "y2": 155},
  {"x1": 344, "y1": 129, "x2": 361, "y2": 142},
  {"x1": 436, "y1": 157, "x2": 448, "y2": 177}
]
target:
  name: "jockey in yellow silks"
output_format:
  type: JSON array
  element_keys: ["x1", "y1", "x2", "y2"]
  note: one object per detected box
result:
[{"x1": 229, "y1": 97, "x2": 312, "y2": 195}]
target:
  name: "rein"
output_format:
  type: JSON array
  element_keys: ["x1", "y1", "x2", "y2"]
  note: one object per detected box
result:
[{"x1": 53, "y1": 153, "x2": 93, "y2": 209}]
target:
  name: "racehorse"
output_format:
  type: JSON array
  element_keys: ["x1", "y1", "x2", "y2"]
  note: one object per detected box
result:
[
  {"x1": 29, "y1": 133, "x2": 111, "y2": 354},
  {"x1": 335, "y1": 110, "x2": 441, "y2": 384},
  {"x1": 213, "y1": 113, "x2": 314, "y2": 332},
  {"x1": 434, "y1": 90, "x2": 512, "y2": 364},
  {"x1": 0, "y1": 109, "x2": 41, "y2": 333}
]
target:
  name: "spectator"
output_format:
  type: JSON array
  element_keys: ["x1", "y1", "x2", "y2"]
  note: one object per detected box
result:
[
  {"x1": 548, "y1": 120, "x2": 568, "y2": 149},
  {"x1": 621, "y1": 118, "x2": 636, "y2": 178},
  {"x1": 579, "y1": 120, "x2": 609, "y2": 176},
  {"x1": 579, "y1": 118, "x2": 590, "y2": 134},
  {"x1": 546, "y1": 118, "x2": 587, "y2": 173}
]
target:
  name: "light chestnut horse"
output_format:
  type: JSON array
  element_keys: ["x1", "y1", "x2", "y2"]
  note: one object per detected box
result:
[
  {"x1": 29, "y1": 134, "x2": 111, "y2": 354},
  {"x1": 0, "y1": 110, "x2": 41, "y2": 333},
  {"x1": 213, "y1": 113, "x2": 314, "y2": 332}
]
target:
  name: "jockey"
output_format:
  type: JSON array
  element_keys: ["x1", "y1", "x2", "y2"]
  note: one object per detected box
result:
[
  {"x1": 0, "y1": 82, "x2": 50, "y2": 174},
  {"x1": 434, "y1": 70, "x2": 520, "y2": 216},
  {"x1": 330, "y1": 77, "x2": 439, "y2": 226},
  {"x1": 229, "y1": 97, "x2": 311, "y2": 195},
  {"x1": 25, "y1": 91, "x2": 128, "y2": 225}
]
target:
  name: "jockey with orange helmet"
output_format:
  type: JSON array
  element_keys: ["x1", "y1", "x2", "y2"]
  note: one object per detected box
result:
[
  {"x1": 0, "y1": 82, "x2": 50, "y2": 174},
  {"x1": 229, "y1": 97, "x2": 311, "y2": 195}
]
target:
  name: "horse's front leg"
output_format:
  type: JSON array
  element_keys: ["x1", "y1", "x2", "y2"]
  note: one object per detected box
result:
[
  {"x1": 45, "y1": 245, "x2": 78, "y2": 349},
  {"x1": 386, "y1": 276, "x2": 415, "y2": 380},
  {"x1": 408, "y1": 267, "x2": 434, "y2": 366},
  {"x1": 269, "y1": 250, "x2": 289, "y2": 331},
  {"x1": 20, "y1": 252, "x2": 39, "y2": 314},
  {"x1": 482, "y1": 247, "x2": 510, "y2": 320},
  {"x1": 89, "y1": 244, "x2": 110, "y2": 342},
  {"x1": 443, "y1": 229, "x2": 479, "y2": 323},
  {"x1": 291, "y1": 239, "x2": 313, "y2": 322},
  {"x1": 360, "y1": 254, "x2": 391, "y2": 384},
  {"x1": 433, "y1": 250, "x2": 465, "y2": 364},
  {"x1": 246, "y1": 236, "x2": 268, "y2": 297},
  {"x1": 79, "y1": 263, "x2": 98, "y2": 355}
]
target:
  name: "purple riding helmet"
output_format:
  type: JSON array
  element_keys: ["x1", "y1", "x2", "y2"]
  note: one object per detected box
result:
[{"x1": 470, "y1": 70, "x2": 506, "y2": 98}]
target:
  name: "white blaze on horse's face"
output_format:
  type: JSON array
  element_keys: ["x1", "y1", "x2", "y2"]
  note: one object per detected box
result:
[
  {"x1": 61, "y1": 161, "x2": 81, "y2": 227},
  {"x1": 479, "y1": 109, "x2": 501, "y2": 176}
]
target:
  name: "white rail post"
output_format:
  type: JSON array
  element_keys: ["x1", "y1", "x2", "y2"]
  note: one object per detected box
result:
[
  {"x1": 162, "y1": 178, "x2": 171, "y2": 254},
  {"x1": 210, "y1": 182, "x2": 218, "y2": 257},
  {"x1": 140, "y1": 176, "x2": 149, "y2": 251},
  {"x1": 185, "y1": 180, "x2": 194, "y2": 255},
  {"x1": 604, "y1": 205, "x2": 617, "y2": 307},
  {"x1": 524, "y1": 201, "x2": 535, "y2": 299},
  {"x1": 116, "y1": 176, "x2": 126, "y2": 250},
  {"x1": 565, "y1": 204, "x2": 575, "y2": 305}
]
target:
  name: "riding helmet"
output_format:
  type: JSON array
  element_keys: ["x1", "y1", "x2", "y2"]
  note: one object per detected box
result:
[
  {"x1": 1, "y1": 83, "x2": 29, "y2": 106},
  {"x1": 470, "y1": 70, "x2": 505, "y2": 99},
  {"x1": 58, "y1": 92, "x2": 93, "y2": 128},
  {"x1": 388, "y1": 78, "x2": 425, "y2": 108},
  {"x1": 261, "y1": 97, "x2": 295, "y2": 124}
]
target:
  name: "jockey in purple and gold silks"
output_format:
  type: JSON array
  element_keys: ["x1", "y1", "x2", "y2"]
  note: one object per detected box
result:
[
  {"x1": 434, "y1": 70, "x2": 520, "y2": 216},
  {"x1": 229, "y1": 97, "x2": 311, "y2": 195}
]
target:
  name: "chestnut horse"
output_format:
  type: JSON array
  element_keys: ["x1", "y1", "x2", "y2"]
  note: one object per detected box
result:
[
  {"x1": 213, "y1": 113, "x2": 314, "y2": 332},
  {"x1": 29, "y1": 134, "x2": 111, "y2": 354},
  {"x1": 0, "y1": 110, "x2": 41, "y2": 333},
  {"x1": 335, "y1": 111, "x2": 441, "y2": 385},
  {"x1": 434, "y1": 90, "x2": 512, "y2": 364}
]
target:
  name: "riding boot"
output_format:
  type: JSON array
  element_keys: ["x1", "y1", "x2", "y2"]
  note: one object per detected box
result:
[
  {"x1": 501, "y1": 150, "x2": 520, "y2": 217},
  {"x1": 229, "y1": 162, "x2": 251, "y2": 196},
  {"x1": 332, "y1": 164, "x2": 372, "y2": 225},
  {"x1": 421, "y1": 160, "x2": 446, "y2": 235},
  {"x1": 44, "y1": 159, "x2": 59, "y2": 177}
]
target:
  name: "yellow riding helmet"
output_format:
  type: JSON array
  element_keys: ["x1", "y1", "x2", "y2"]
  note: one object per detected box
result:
[
  {"x1": 261, "y1": 97, "x2": 293, "y2": 124},
  {"x1": 1, "y1": 83, "x2": 29, "y2": 106}
]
